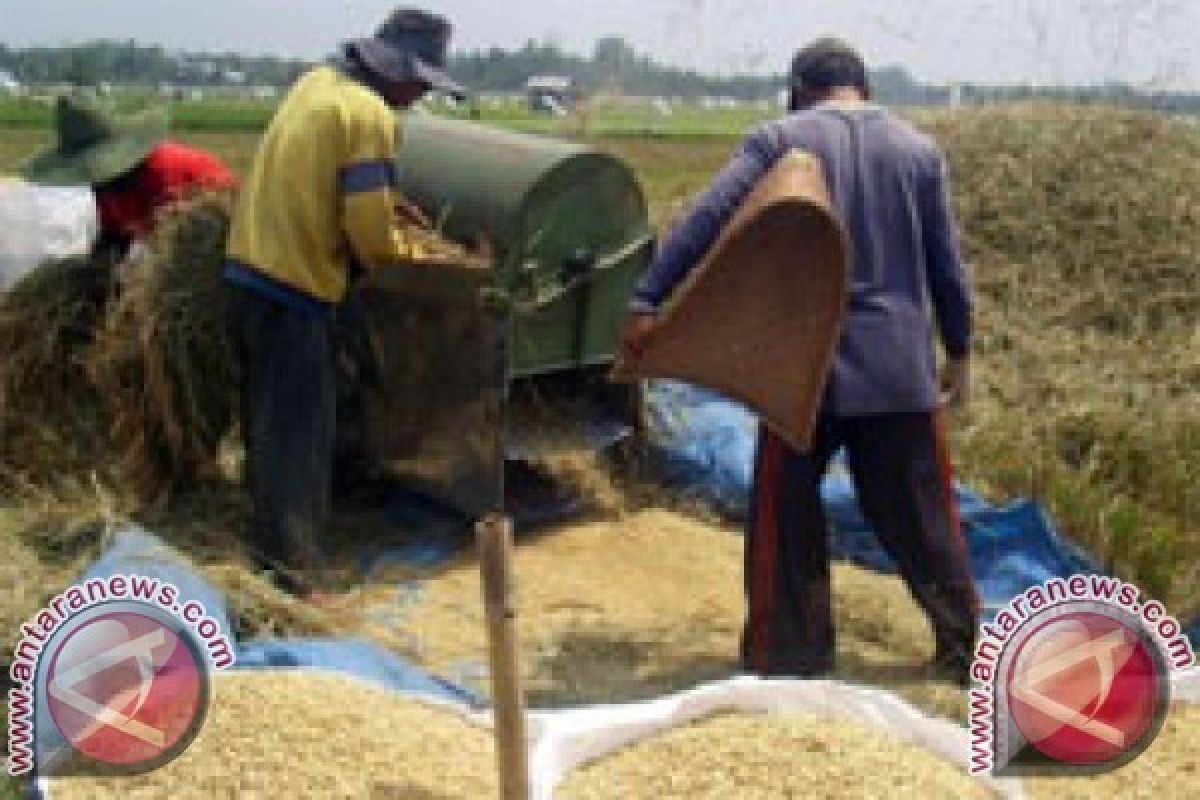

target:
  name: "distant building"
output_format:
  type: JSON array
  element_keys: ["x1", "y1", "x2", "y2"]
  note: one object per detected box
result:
[
  {"x1": 526, "y1": 75, "x2": 576, "y2": 114},
  {"x1": 948, "y1": 83, "x2": 964, "y2": 109},
  {"x1": 0, "y1": 70, "x2": 22, "y2": 94}
]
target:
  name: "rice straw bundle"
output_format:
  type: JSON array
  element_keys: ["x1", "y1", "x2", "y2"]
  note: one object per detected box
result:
[
  {"x1": 0, "y1": 256, "x2": 109, "y2": 487},
  {"x1": 86, "y1": 193, "x2": 238, "y2": 500}
]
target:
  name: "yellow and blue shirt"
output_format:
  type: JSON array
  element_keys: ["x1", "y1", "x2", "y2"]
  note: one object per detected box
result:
[{"x1": 225, "y1": 65, "x2": 421, "y2": 312}]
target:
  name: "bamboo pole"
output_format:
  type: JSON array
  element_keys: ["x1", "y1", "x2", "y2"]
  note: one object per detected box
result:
[{"x1": 477, "y1": 513, "x2": 530, "y2": 800}]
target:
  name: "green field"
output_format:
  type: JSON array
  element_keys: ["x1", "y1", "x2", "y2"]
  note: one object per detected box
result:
[
  {"x1": 0, "y1": 92, "x2": 771, "y2": 136},
  {"x1": 1, "y1": 104, "x2": 1197, "y2": 629}
]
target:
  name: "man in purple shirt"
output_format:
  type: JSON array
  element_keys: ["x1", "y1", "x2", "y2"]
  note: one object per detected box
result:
[{"x1": 625, "y1": 39, "x2": 979, "y2": 684}]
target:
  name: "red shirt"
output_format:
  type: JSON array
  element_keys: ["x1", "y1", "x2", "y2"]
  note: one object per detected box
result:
[{"x1": 95, "y1": 142, "x2": 235, "y2": 240}]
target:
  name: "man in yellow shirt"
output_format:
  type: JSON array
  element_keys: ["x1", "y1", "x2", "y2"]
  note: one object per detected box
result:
[{"x1": 224, "y1": 7, "x2": 465, "y2": 596}]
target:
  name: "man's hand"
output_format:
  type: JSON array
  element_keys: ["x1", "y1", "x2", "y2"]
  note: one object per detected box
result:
[
  {"x1": 940, "y1": 356, "x2": 970, "y2": 409},
  {"x1": 622, "y1": 312, "x2": 659, "y2": 361},
  {"x1": 394, "y1": 199, "x2": 432, "y2": 230}
]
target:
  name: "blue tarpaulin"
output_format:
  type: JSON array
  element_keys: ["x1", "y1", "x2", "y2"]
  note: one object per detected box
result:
[
  {"x1": 647, "y1": 381, "x2": 1198, "y2": 638},
  {"x1": 73, "y1": 528, "x2": 479, "y2": 706},
  {"x1": 236, "y1": 638, "x2": 479, "y2": 706}
]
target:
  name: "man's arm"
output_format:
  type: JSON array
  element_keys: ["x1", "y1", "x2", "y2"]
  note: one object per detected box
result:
[
  {"x1": 919, "y1": 148, "x2": 971, "y2": 359},
  {"x1": 631, "y1": 126, "x2": 783, "y2": 313},
  {"x1": 340, "y1": 115, "x2": 422, "y2": 267},
  {"x1": 919, "y1": 146, "x2": 972, "y2": 406}
]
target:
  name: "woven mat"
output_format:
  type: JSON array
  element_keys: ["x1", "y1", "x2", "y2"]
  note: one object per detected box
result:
[{"x1": 613, "y1": 150, "x2": 849, "y2": 449}]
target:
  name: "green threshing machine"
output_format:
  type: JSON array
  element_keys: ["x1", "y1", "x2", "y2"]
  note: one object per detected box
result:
[{"x1": 351, "y1": 113, "x2": 653, "y2": 518}]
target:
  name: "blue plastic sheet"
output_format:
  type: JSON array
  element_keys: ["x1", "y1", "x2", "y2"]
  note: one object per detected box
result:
[
  {"x1": 235, "y1": 639, "x2": 480, "y2": 707},
  {"x1": 66, "y1": 527, "x2": 477, "y2": 706},
  {"x1": 822, "y1": 477, "x2": 1101, "y2": 615},
  {"x1": 646, "y1": 381, "x2": 757, "y2": 516},
  {"x1": 80, "y1": 527, "x2": 234, "y2": 634}
]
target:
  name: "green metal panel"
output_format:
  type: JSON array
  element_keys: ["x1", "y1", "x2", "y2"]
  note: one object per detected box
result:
[{"x1": 395, "y1": 112, "x2": 651, "y2": 376}]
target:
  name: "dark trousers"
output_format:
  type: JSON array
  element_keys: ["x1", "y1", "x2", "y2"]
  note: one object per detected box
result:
[
  {"x1": 741, "y1": 411, "x2": 979, "y2": 676},
  {"x1": 229, "y1": 285, "x2": 336, "y2": 592}
]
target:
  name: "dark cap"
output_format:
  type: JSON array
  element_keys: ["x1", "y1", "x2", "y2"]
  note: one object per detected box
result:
[
  {"x1": 789, "y1": 37, "x2": 869, "y2": 95},
  {"x1": 350, "y1": 7, "x2": 467, "y2": 97}
]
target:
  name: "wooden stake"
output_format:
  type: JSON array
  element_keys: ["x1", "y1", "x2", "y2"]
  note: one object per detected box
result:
[{"x1": 477, "y1": 513, "x2": 530, "y2": 800}]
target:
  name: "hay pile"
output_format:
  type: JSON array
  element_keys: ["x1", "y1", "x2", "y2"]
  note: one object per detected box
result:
[
  {"x1": 0, "y1": 256, "x2": 109, "y2": 486},
  {"x1": 87, "y1": 194, "x2": 238, "y2": 500},
  {"x1": 0, "y1": 507, "x2": 60, "y2": 651},
  {"x1": 916, "y1": 105, "x2": 1200, "y2": 617},
  {"x1": 381, "y1": 509, "x2": 965, "y2": 720},
  {"x1": 558, "y1": 712, "x2": 993, "y2": 799},
  {"x1": 0, "y1": 194, "x2": 236, "y2": 501},
  {"x1": 0, "y1": 197, "x2": 240, "y2": 662},
  {"x1": 48, "y1": 671, "x2": 496, "y2": 799}
]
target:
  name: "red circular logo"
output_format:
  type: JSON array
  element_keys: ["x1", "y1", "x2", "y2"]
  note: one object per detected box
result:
[
  {"x1": 1005, "y1": 609, "x2": 1166, "y2": 766},
  {"x1": 46, "y1": 609, "x2": 208, "y2": 768}
]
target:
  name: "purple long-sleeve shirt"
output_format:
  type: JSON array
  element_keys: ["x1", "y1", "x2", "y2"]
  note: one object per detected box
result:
[{"x1": 633, "y1": 103, "x2": 972, "y2": 416}]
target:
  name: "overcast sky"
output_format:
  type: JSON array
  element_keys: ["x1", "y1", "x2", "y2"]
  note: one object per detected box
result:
[{"x1": 3, "y1": 0, "x2": 1199, "y2": 89}]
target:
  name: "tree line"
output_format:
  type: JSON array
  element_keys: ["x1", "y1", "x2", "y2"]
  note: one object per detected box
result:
[{"x1": 2, "y1": 37, "x2": 1199, "y2": 112}]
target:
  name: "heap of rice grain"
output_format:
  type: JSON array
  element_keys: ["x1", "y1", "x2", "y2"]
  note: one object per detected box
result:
[
  {"x1": 48, "y1": 671, "x2": 495, "y2": 800},
  {"x1": 1026, "y1": 702, "x2": 1200, "y2": 799},
  {"x1": 557, "y1": 712, "x2": 994, "y2": 799},
  {"x1": 386, "y1": 509, "x2": 966, "y2": 720}
]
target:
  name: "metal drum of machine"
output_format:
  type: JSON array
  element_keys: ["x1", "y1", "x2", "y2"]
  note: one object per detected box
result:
[{"x1": 348, "y1": 112, "x2": 653, "y2": 519}]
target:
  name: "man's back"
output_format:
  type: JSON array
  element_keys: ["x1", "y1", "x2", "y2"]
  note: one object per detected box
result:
[
  {"x1": 634, "y1": 104, "x2": 970, "y2": 415},
  {"x1": 226, "y1": 65, "x2": 398, "y2": 306},
  {"x1": 762, "y1": 105, "x2": 969, "y2": 413},
  {"x1": 769, "y1": 107, "x2": 937, "y2": 309}
]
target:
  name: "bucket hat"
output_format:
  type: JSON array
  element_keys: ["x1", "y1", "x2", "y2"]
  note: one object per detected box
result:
[
  {"x1": 21, "y1": 92, "x2": 168, "y2": 186},
  {"x1": 350, "y1": 7, "x2": 467, "y2": 98}
]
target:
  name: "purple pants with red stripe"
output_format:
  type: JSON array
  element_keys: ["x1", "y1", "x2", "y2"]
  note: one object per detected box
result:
[{"x1": 742, "y1": 411, "x2": 979, "y2": 676}]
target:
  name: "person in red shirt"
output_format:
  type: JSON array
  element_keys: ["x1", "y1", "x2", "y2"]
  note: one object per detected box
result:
[
  {"x1": 22, "y1": 92, "x2": 234, "y2": 257},
  {"x1": 93, "y1": 141, "x2": 233, "y2": 245}
]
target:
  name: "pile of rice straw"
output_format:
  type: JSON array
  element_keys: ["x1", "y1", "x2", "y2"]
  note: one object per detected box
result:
[
  {"x1": 0, "y1": 194, "x2": 236, "y2": 502},
  {"x1": 0, "y1": 256, "x2": 109, "y2": 488},
  {"x1": 86, "y1": 193, "x2": 238, "y2": 500}
]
